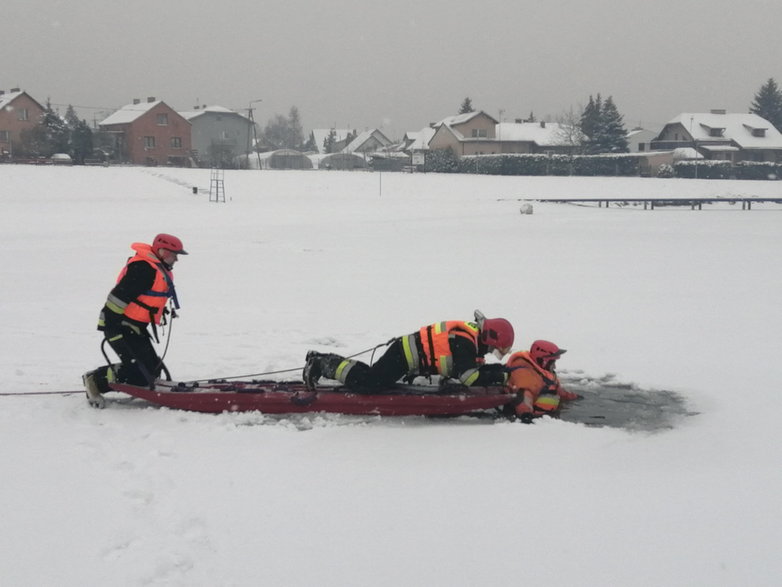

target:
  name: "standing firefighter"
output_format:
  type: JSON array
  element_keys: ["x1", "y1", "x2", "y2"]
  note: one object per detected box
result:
[
  {"x1": 303, "y1": 310, "x2": 514, "y2": 393},
  {"x1": 506, "y1": 340, "x2": 579, "y2": 420},
  {"x1": 82, "y1": 234, "x2": 187, "y2": 408}
]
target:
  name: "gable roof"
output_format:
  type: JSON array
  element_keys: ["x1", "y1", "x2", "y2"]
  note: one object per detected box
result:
[
  {"x1": 100, "y1": 100, "x2": 166, "y2": 125},
  {"x1": 435, "y1": 110, "x2": 498, "y2": 128},
  {"x1": 343, "y1": 128, "x2": 391, "y2": 153},
  {"x1": 665, "y1": 112, "x2": 782, "y2": 149},
  {"x1": 405, "y1": 127, "x2": 436, "y2": 150},
  {"x1": 0, "y1": 89, "x2": 45, "y2": 113},
  {"x1": 179, "y1": 105, "x2": 246, "y2": 121}
]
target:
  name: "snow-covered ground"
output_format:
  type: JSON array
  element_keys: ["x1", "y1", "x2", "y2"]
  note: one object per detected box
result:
[{"x1": 1, "y1": 165, "x2": 780, "y2": 586}]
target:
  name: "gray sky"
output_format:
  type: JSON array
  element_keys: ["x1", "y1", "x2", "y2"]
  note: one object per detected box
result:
[{"x1": 3, "y1": 0, "x2": 781, "y2": 139}]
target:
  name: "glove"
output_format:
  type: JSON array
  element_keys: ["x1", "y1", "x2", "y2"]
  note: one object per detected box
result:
[{"x1": 515, "y1": 402, "x2": 535, "y2": 423}]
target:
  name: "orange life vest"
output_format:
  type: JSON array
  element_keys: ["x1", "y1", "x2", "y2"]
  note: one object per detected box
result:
[
  {"x1": 117, "y1": 243, "x2": 176, "y2": 325},
  {"x1": 506, "y1": 351, "x2": 561, "y2": 412},
  {"x1": 418, "y1": 321, "x2": 480, "y2": 377}
]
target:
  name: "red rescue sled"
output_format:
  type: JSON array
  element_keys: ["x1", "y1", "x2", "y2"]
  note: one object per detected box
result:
[{"x1": 109, "y1": 380, "x2": 516, "y2": 417}]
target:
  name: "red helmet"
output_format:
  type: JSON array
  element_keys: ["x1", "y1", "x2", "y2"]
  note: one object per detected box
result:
[
  {"x1": 530, "y1": 340, "x2": 566, "y2": 366},
  {"x1": 479, "y1": 317, "x2": 514, "y2": 350},
  {"x1": 153, "y1": 233, "x2": 188, "y2": 255}
]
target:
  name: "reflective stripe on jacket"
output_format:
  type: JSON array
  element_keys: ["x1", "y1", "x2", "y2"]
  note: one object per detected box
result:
[
  {"x1": 418, "y1": 321, "x2": 480, "y2": 378},
  {"x1": 115, "y1": 243, "x2": 175, "y2": 325}
]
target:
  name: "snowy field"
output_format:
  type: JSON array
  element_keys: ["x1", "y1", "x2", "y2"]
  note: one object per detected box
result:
[{"x1": 1, "y1": 164, "x2": 780, "y2": 586}]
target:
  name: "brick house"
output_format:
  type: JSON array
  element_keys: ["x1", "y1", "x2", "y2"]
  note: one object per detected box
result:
[
  {"x1": 0, "y1": 89, "x2": 46, "y2": 159},
  {"x1": 99, "y1": 98, "x2": 191, "y2": 166}
]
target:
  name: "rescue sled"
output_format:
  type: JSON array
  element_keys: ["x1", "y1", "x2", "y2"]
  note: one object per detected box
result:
[{"x1": 109, "y1": 379, "x2": 517, "y2": 417}]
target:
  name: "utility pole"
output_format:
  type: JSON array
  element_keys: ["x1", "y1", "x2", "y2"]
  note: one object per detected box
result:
[{"x1": 247, "y1": 99, "x2": 262, "y2": 169}]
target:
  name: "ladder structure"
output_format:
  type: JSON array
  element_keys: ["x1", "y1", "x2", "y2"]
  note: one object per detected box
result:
[{"x1": 209, "y1": 168, "x2": 225, "y2": 203}]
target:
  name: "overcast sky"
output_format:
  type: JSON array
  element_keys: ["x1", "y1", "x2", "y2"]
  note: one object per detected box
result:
[{"x1": 3, "y1": 0, "x2": 781, "y2": 139}]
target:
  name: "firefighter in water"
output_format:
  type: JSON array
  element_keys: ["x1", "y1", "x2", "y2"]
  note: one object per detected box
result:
[
  {"x1": 303, "y1": 310, "x2": 515, "y2": 393},
  {"x1": 505, "y1": 340, "x2": 580, "y2": 420},
  {"x1": 82, "y1": 234, "x2": 187, "y2": 408}
]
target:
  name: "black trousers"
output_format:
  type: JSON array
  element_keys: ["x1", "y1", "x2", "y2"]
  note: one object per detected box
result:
[
  {"x1": 93, "y1": 325, "x2": 163, "y2": 391},
  {"x1": 342, "y1": 338, "x2": 410, "y2": 391}
]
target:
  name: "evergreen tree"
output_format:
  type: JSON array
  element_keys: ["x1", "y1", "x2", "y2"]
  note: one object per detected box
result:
[
  {"x1": 580, "y1": 94, "x2": 628, "y2": 154},
  {"x1": 323, "y1": 129, "x2": 337, "y2": 153},
  {"x1": 749, "y1": 78, "x2": 782, "y2": 132},
  {"x1": 579, "y1": 94, "x2": 602, "y2": 153},
  {"x1": 596, "y1": 96, "x2": 628, "y2": 153},
  {"x1": 65, "y1": 105, "x2": 93, "y2": 164},
  {"x1": 458, "y1": 97, "x2": 474, "y2": 114}
]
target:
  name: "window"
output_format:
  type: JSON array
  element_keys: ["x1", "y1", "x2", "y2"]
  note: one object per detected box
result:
[
  {"x1": 471, "y1": 128, "x2": 488, "y2": 138},
  {"x1": 144, "y1": 136, "x2": 156, "y2": 148},
  {"x1": 639, "y1": 143, "x2": 646, "y2": 152},
  {"x1": 709, "y1": 127, "x2": 724, "y2": 137},
  {"x1": 752, "y1": 128, "x2": 766, "y2": 137},
  {"x1": 157, "y1": 113, "x2": 168, "y2": 126},
  {"x1": 0, "y1": 130, "x2": 9, "y2": 141},
  {"x1": 17, "y1": 108, "x2": 29, "y2": 121},
  {"x1": 170, "y1": 137, "x2": 182, "y2": 148}
]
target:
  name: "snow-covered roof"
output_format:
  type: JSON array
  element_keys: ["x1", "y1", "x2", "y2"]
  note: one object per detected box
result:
[
  {"x1": 435, "y1": 111, "x2": 497, "y2": 128},
  {"x1": 0, "y1": 90, "x2": 25, "y2": 111},
  {"x1": 343, "y1": 129, "x2": 391, "y2": 153},
  {"x1": 667, "y1": 112, "x2": 782, "y2": 149},
  {"x1": 405, "y1": 127, "x2": 436, "y2": 150},
  {"x1": 495, "y1": 121, "x2": 578, "y2": 146},
  {"x1": 100, "y1": 100, "x2": 163, "y2": 125},
  {"x1": 180, "y1": 105, "x2": 244, "y2": 121}
]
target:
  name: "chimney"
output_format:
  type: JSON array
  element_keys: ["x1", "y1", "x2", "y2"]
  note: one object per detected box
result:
[
  {"x1": 133, "y1": 99, "x2": 140, "y2": 105},
  {"x1": 0, "y1": 90, "x2": 5, "y2": 96},
  {"x1": 710, "y1": 109, "x2": 726, "y2": 115},
  {"x1": 515, "y1": 118, "x2": 522, "y2": 123},
  {"x1": 147, "y1": 96, "x2": 156, "y2": 103},
  {"x1": 10, "y1": 87, "x2": 20, "y2": 92}
]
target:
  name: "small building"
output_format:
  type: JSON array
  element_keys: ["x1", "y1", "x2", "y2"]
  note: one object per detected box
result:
[
  {"x1": 99, "y1": 97, "x2": 192, "y2": 166},
  {"x1": 0, "y1": 89, "x2": 46, "y2": 159},
  {"x1": 243, "y1": 149, "x2": 313, "y2": 170},
  {"x1": 180, "y1": 105, "x2": 253, "y2": 168},
  {"x1": 428, "y1": 111, "x2": 499, "y2": 155},
  {"x1": 310, "y1": 152, "x2": 368, "y2": 170},
  {"x1": 651, "y1": 111, "x2": 782, "y2": 162}
]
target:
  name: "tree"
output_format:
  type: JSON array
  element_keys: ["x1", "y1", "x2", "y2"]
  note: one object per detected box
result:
[
  {"x1": 750, "y1": 78, "x2": 782, "y2": 132},
  {"x1": 260, "y1": 106, "x2": 305, "y2": 150},
  {"x1": 596, "y1": 96, "x2": 629, "y2": 153},
  {"x1": 65, "y1": 105, "x2": 93, "y2": 164},
  {"x1": 580, "y1": 94, "x2": 628, "y2": 154},
  {"x1": 323, "y1": 129, "x2": 337, "y2": 153},
  {"x1": 458, "y1": 97, "x2": 474, "y2": 114}
]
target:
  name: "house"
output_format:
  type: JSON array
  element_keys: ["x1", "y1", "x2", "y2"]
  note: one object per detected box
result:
[
  {"x1": 426, "y1": 112, "x2": 580, "y2": 157},
  {"x1": 0, "y1": 89, "x2": 46, "y2": 159},
  {"x1": 428, "y1": 111, "x2": 499, "y2": 155},
  {"x1": 343, "y1": 128, "x2": 392, "y2": 155},
  {"x1": 179, "y1": 105, "x2": 253, "y2": 168},
  {"x1": 309, "y1": 128, "x2": 355, "y2": 154},
  {"x1": 651, "y1": 110, "x2": 782, "y2": 162},
  {"x1": 99, "y1": 98, "x2": 192, "y2": 166}
]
